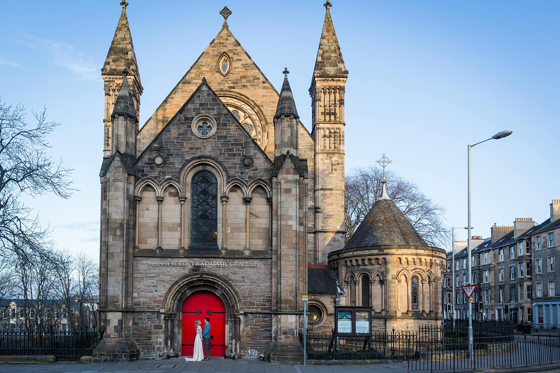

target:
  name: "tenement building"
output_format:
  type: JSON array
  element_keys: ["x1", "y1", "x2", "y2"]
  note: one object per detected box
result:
[
  {"x1": 444, "y1": 200, "x2": 560, "y2": 326},
  {"x1": 94, "y1": 1, "x2": 446, "y2": 362}
]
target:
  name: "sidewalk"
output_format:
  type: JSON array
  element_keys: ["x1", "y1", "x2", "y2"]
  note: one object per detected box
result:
[{"x1": 0, "y1": 358, "x2": 409, "y2": 373}]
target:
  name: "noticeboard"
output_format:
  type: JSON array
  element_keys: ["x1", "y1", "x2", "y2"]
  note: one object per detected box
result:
[{"x1": 334, "y1": 306, "x2": 372, "y2": 336}]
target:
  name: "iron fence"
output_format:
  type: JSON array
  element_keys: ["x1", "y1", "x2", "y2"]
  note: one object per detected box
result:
[
  {"x1": 408, "y1": 334, "x2": 560, "y2": 372},
  {"x1": 0, "y1": 330, "x2": 100, "y2": 361}
]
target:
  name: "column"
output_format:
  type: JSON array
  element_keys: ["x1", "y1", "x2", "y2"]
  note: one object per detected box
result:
[
  {"x1": 422, "y1": 280, "x2": 428, "y2": 313},
  {"x1": 243, "y1": 196, "x2": 252, "y2": 251},
  {"x1": 134, "y1": 196, "x2": 142, "y2": 251},
  {"x1": 179, "y1": 197, "x2": 186, "y2": 252},
  {"x1": 156, "y1": 196, "x2": 164, "y2": 251},
  {"x1": 221, "y1": 195, "x2": 229, "y2": 249}
]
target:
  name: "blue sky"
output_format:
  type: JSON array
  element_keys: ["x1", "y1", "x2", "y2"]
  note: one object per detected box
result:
[{"x1": 0, "y1": 1, "x2": 558, "y2": 260}]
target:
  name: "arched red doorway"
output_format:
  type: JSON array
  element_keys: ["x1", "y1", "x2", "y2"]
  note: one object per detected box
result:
[{"x1": 182, "y1": 291, "x2": 226, "y2": 357}]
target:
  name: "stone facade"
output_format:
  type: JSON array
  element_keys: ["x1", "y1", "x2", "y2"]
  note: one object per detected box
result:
[{"x1": 95, "y1": 2, "x2": 348, "y2": 362}]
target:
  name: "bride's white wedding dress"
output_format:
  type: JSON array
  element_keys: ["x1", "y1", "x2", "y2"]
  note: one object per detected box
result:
[{"x1": 185, "y1": 325, "x2": 204, "y2": 362}]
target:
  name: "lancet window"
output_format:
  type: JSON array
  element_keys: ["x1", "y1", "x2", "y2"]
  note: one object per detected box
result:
[{"x1": 190, "y1": 171, "x2": 218, "y2": 249}]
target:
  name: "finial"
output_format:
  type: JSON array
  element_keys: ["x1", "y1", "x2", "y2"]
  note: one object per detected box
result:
[
  {"x1": 122, "y1": 68, "x2": 129, "y2": 77},
  {"x1": 283, "y1": 67, "x2": 289, "y2": 76},
  {"x1": 376, "y1": 153, "x2": 392, "y2": 182},
  {"x1": 324, "y1": 0, "x2": 332, "y2": 10},
  {"x1": 220, "y1": 6, "x2": 232, "y2": 24},
  {"x1": 120, "y1": 0, "x2": 129, "y2": 10},
  {"x1": 202, "y1": 77, "x2": 207, "y2": 84}
]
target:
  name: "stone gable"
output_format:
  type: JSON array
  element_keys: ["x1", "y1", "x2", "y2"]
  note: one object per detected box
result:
[
  {"x1": 137, "y1": 26, "x2": 283, "y2": 159},
  {"x1": 135, "y1": 82, "x2": 273, "y2": 184}
]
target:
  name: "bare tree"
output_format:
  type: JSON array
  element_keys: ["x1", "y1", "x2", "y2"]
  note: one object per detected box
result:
[
  {"x1": 0, "y1": 99, "x2": 73, "y2": 259},
  {"x1": 74, "y1": 253, "x2": 99, "y2": 331},
  {"x1": 345, "y1": 166, "x2": 448, "y2": 247}
]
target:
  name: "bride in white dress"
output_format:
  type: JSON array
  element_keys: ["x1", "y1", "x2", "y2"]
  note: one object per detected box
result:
[{"x1": 185, "y1": 320, "x2": 204, "y2": 362}]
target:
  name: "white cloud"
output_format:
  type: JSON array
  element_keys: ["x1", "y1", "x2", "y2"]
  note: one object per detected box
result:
[
  {"x1": 0, "y1": 59, "x2": 22, "y2": 68},
  {"x1": 20, "y1": 35, "x2": 100, "y2": 81}
]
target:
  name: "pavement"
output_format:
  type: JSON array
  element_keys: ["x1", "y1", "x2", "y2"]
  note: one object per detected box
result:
[
  {"x1": 0, "y1": 358, "x2": 409, "y2": 373},
  {"x1": 3, "y1": 358, "x2": 560, "y2": 373}
]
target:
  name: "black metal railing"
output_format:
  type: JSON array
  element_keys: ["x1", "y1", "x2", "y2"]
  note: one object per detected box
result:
[
  {"x1": 0, "y1": 330, "x2": 100, "y2": 361},
  {"x1": 408, "y1": 334, "x2": 560, "y2": 372}
]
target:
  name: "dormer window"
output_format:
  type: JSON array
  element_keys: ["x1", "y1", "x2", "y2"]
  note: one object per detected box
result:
[{"x1": 218, "y1": 53, "x2": 231, "y2": 76}]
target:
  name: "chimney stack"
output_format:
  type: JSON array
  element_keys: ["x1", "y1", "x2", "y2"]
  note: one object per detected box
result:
[
  {"x1": 491, "y1": 223, "x2": 513, "y2": 244},
  {"x1": 551, "y1": 200, "x2": 560, "y2": 223},
  {"x1": 514, "y1": 218, "x2": 534, "y2": 238}
]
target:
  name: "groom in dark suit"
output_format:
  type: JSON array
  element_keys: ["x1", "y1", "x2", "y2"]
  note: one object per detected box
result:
[{"x1": 202, "y1": 317, "x2": 211, "y2": 360}]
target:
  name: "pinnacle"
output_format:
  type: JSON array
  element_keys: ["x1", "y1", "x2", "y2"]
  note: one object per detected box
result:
[
  {"x1": 275, "y1": 69, "x2": 299, "y2": 119},
  {"x1": 313, "y1": 3, "x2": 347, "y2": 78},
  {"x1": 112, "y1": 77, "x2": 137, "y2": 120}
]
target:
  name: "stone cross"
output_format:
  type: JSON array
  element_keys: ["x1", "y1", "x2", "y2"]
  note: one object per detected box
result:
[
  {"x1": 324, "y1": 0, "x2": 332, "y2": 10},
  {"x1": 376, "y1": 153, "x2": 392, "y2": 181},
  {"x1": 220, "y1": 6, "x2": 232, "y2": 23},
  {"x1": 120, "y1": 0, "x2": 129, "y2": 10},
  {"x1": 283, "y1": 67, "x2": 289, "y2": 76}
]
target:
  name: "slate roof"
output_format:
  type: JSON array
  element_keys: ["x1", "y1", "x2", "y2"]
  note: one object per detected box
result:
[
  {"x1": 533, "y1": 218, "x2": 560, "y2": 235},
  {"x1": 313, "y1": 6, "x2": 347, "y2": 78},
  {"x1": 308, "y1": 268, "x2": 338, "y2": 295},
  {"x1": 274, "y1": 74, "x2": 299, "y2": 119},
  {"x1": 344, "y1": 198, "x2": 427, "y2": 250}
]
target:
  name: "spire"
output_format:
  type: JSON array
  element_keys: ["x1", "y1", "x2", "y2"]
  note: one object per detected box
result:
[
  {"x1": 102, "y1": 1, "x2": 141, "y2": 81},
  {"x1": 275, "y1": 68, "x2": 299, "y2": 119},
  {"x1": 112, "y1": 69, "x2": 137, "y2": 119},
  {"x1": 313, "y1": 1, "x2": 347, "y2": 78}
]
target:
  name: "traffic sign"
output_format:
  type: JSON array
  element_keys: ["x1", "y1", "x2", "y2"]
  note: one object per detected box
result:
[
  {"x1": 302, "y1": 295, "x2": 308, "y2": 302},
  {"x1": 461, "y1": 285, "x2": 477, "y2": 298}
]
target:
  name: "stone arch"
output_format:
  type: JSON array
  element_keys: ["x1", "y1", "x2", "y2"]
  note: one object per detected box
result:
[
  {"x1": 162, "y1": 272, "x2": 242, "y2": 357},
  {"x1": 396, "y1": 268, "x2": 411, "y2": 282},
  {"x1": 135, "y1": 177, "x2": 160, "y2": 196},
  {"x1": 160, "y1": 177, "x2": 182, "y2": 196},
  {"x1": 136, "y1": 182, "x2": 158, "y2": 250},
  {"x1": 248, "y1": 184, "x2": 271, "y2": 251},
  {"x1": 410, "y1": 269, "x2": 428, "y2": 283},
  {"x1": 161, "y1": 184, "x2": 181, "y2": 250},
  {"x1": 180, "y1": 158, "x2": 227, "y2": 249},
  {"x1": 225, "y1": 178, "x2": 249, "y2": 197},
  {"x1": 247, "y1": 179, "x2": 272, "y2": 197}
]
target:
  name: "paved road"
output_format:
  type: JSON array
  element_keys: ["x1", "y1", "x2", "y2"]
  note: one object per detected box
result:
[{"x1": 0, "y1": 358, "x2": 408, "y2": 373}]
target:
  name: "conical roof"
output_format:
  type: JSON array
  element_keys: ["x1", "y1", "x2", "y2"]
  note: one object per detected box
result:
[
  {"x1": 102, "y1": 2, "x2": 142, "y2": 86},
  {"x1": 274, "y1": 72, "x2": 299, "y2": 119},
  {"x1": 112, "y1": 74, "x2": 136, "y2": 119},
  {"x1": 313, "y1": 4, "x2": 347, "y2": 78},
  {"x1": 345, "y1": 196, "x2": 427, "y2": 249}
]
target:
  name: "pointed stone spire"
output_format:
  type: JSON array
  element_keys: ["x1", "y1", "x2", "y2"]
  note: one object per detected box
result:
[
  {"x1": 112, "y1": 69, "x2": 137, "y2": 119},
  {"x1": 274, "y1": 68, "x2": 299, "y2": 119},
  {"x1": 313, "y1": 1, "x2": 347, "y2": 78},
  {"x1": 102, "y1": 1, "x2": 141, "y2": 82}
]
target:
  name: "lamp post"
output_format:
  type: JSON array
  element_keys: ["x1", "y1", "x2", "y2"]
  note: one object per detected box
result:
[{"x1": 467, "y1": 130, "x2": 512, "y2": 358}]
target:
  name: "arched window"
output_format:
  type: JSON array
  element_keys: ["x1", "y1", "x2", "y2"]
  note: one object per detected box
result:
[
  {"x1": 361, "y1": 275, "x2": 370, "y2": 307},
  {"x1": 190, "y1": 170, "x2": 218, "y2": 249},
  {"x1": 411, "y1": 276, "x2": 419, "y2": 311}
]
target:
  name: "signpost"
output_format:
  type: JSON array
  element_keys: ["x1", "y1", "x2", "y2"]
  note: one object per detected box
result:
[
  {"x1": 461, "y1": 285, "x2": 477, "y2": 299},
  {"x1": 302, "y1": 295, "x2": 308, "y2": 366}
]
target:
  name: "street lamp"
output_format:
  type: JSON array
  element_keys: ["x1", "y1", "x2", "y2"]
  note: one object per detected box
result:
[{"x1": 467, "y1": 130, "x2": 512, "y2": 358}]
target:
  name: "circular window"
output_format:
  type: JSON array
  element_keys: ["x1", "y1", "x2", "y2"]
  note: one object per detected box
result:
[
  {"x1": 191, "y1": 114, "x2": 217, "y2": 139},
  {"x1": 308, "y1": 305, "x2": 323, "y2": 325}
]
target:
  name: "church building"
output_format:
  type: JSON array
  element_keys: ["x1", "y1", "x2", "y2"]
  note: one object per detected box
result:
[{"x1": 95, "y1": 1, "x2": 446, "y2": 362}]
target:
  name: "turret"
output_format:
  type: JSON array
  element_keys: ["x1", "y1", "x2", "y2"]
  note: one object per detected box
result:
[
  {"x1": 310, "y1": 0, "x2": 348, "y2": 263},
  {"x1": 111, "y1": 69, "x2": 138, "y2": 156},
  {"x1": 274, "y1": 68, "x2": 299, "y2": 157},
  {"x1": 102, "y1": 0, "x2": 142, "y2": 157}
]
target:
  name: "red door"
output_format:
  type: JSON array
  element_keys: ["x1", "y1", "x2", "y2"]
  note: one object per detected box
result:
[{"x1": 182, "y1": 291, "x2": 226, "y2": 356}]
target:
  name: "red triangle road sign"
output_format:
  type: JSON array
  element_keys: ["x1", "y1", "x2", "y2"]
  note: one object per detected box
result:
[{"x1": 461, "y1": 285, "x2": 477, "y2": 298}]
